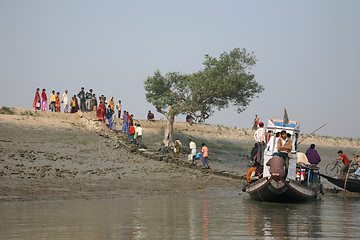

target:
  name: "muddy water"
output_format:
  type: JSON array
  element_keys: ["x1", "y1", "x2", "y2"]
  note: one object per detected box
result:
[{"x1": 0, "y1": 193, "x2": 359, "y2": 239}]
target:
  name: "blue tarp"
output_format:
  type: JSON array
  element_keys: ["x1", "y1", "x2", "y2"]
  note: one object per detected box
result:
[{"x1": 274, "y1": 122, "x2": 296, "y2": 128}]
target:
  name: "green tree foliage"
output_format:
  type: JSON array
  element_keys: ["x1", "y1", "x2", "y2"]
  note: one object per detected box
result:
[{"x1": 144, "y1": 48, "x2": 264, "y2": 145}]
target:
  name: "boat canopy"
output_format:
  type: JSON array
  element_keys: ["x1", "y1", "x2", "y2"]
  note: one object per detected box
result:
[{"x1": 267, "y1": 118, "x2": 300, "y2": 134}]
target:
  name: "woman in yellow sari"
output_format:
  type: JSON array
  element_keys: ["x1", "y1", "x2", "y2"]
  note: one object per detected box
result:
[{"x1": 109, "y1": 97, "x2": 115, "y2": 112}]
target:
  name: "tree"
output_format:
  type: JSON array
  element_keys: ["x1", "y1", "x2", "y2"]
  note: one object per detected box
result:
[{"x1": 144, "y1": 48, "x2": 264, "y2": 146}]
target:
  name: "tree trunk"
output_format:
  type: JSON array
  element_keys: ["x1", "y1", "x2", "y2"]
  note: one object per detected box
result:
[{"x1": 163, "y1": 114, "x2": 174, "y2": 147}]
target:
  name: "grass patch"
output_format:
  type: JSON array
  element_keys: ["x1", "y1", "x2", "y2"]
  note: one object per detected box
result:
[
  {"x1": 20, "y1": 110, "x2": 36, "y2": 117},
  {"x1": 0, "y1": 106, "x2": 15, "y2": 115}
]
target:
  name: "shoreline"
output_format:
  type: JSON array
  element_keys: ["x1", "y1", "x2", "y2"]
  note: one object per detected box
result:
[{"x1": 0, "y1": 107, "x2": 358, "y2": 202}]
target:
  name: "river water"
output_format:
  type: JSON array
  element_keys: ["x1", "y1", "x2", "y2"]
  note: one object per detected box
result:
[{"x1": 0, "y1": 191, "x2": 359, "y2": 240}]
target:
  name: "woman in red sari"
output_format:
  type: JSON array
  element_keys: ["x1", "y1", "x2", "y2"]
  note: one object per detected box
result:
[
  {"x1": 55, "y1": 92, "x2": 61, "y2": 112},
  {"x1": 97, "y1": 103, "x2": 105, "y2": 121},
  {"x1": 33, "y1": 88, "x2": 41, "y2": 110}
]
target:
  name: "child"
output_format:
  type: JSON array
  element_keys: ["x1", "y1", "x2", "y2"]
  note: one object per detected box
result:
[{"x1": 201, "y1": 143, "x2": 210, "y2": 169}]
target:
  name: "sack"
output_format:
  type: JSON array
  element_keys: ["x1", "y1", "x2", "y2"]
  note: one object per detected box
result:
[{"x1": 187, "y1": 154, "x2": 193, "y2": 161}]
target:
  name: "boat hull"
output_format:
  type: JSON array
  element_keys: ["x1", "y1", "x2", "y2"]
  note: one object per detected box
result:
[
  {"x1": 320, "y1": 174, "x2": 360, "y2": 193},
  {"x1": 246, "y1": 176, "x2": 318, "y2": 203}
]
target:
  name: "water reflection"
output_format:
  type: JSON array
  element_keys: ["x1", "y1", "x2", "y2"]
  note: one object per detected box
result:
[
  {"x1": 244, "y1": 200, "x2": 322, "y2": 239},
  {"x1": 0, "y1": 195, "x2": 359, "y2": 239}
]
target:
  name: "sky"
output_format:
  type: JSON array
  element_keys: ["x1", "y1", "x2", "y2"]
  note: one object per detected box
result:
[{"x1": 0, "y1": 0, "x2": 359, "y2": 138}]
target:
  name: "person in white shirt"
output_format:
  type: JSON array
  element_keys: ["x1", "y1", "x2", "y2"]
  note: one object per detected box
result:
[
  {"x1": 117, "y1": 100, "x2": 122, "y2": 118},
  {"x1": 253, "y1": 122, "x2": 266, "y2": 165},
  {"x1": 189, "y1": 139, "x2": 197, "y2": 165},
  {"x1": 136, "y1": 124, "x2": 143, "y2": 147},
  {"x1": 62, "y1": 90, "x2": 69, "y2": 113}
]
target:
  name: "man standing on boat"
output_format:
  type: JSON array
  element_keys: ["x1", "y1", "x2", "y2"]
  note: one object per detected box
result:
[
  {"x1": 337, "y1": 150, "x2": 350, "y2": 179},
  {"x1": 254, "y1": 122, "x2": 266, "y2": 165},
  {"x1": 306, "y1": 144, "x2": 321, "y2": 165},
  {"x1": 277, "y1": 131, "x2": 292, "y2": 176}
]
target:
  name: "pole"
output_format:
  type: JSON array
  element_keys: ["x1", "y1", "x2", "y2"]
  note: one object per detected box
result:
[
  {"x1": 297, "y1": 124, "x2": 327, "y2": 146},
  {"x1": 344, "y1": 149, "x2": 360, "y2": 194}
]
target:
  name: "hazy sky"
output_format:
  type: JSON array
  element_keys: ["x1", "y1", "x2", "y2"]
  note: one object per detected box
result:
[{"x1": 1, "y1": 0, "x2": 359, "y2": 138}]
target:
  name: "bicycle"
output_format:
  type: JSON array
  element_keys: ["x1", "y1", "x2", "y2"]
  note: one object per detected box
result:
[{"x1": 325, "y1": 160, "x2": 358, "y2": 178}]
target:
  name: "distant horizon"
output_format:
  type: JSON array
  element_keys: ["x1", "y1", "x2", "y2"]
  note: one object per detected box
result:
[{"x1": 3, "y1": 104, "x2": 359, "y2": 140}]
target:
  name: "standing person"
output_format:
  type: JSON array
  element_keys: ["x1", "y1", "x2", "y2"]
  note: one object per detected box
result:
[
  {"x1": 111, "y1": 111, "x2": 116, "y2": 131},
  {"x1": 70, "y1": 95, "x2": 77, "y2": 113},
  {"x1": 55, "y1": 92, "x2": 61, "y2": 112},
  {"x1": 337, "y1": 150, "x2": 350, "y2": 179},
  {"x1": 277, "y1": 131, "x2": 292, "y2": 177},
  {"x1": 116, "y1": 100, "x2": 122, "y2": 118},
  {"x1": 77, "y1": 87, "x2": 86, "y2": 112},
  {"x1": 62, "y1": 90, "x2": 69, "y2": 113},
  {"x1": 250, "y1": 143, "x2": 258, "y2": 163},
  {"x1": 174, "y1": 138, "x2": 182, "y2": 159},
  {"x1": 41, "y1": 89, "x2": 48, "y2": 111},
  {"x1": 201, "y1": 143, "x2": 210, "y2": 169},
  {"x1": 305, "y1": 144, "x2": 321, "y2": 165},
  {"x1": 99, "y1": 95, "x2": 104, "y2": 105},
  {"x1": 106, "y1": 105, "x2": 114, "y2": 129},
  {"x1": 252, "y1": 115, "x2": 260, "y2": 130},
  {"x1": 49, "y1": 90, "x2": 56, "y2": 112},
  {"x1": 109, "y1": 97, "x2": 115, "y2": 112},
  {"x1": 128, "y1": 123, "x2": 135, "y2": 143},
  {"x1": 129, "y1": 114, "x2": 134, "y2": 126},
  {"x1": 85, "y1": 89, "x2": 93, "y2": 111},
  {"x1": 137, "y1": 124, "x2": 143, "y2": 147},
  {"x1": 189, "y1": 139, "x2": 197, "y2": 165},
  {"x1": 134, "y1": 123, "x2": 138, "y2": 142},
  {"x1": 254, "y1": 122, "x2": 266, "y2": 165},
  {"x1": 97, "y1": 101, "x2": 105, "y2": 121},
  {"x1": 33, "y1": 88, "x2": 41, "y2": 110},
  {"x1": 92, "y1": 94, "x2": 98, "y2": 112},
  {"x1": 121, "y1": 111, "x2": 129, "y2": 133}
]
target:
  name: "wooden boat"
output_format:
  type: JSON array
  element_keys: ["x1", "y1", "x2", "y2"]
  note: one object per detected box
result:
[
  {"x1": 246, "y1": 117, "x2": 321, "y2": 202},
  {"x1": 246, "y1": 175, "x2": 318, "y2": 203},
  {"x1": 320, "y1": 174, "x2": 360, "y2": 193}
]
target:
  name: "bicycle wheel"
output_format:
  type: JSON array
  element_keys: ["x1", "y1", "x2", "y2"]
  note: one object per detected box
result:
[{"x1": 325, "y1": 163, "x2": 339, "y2": 177}]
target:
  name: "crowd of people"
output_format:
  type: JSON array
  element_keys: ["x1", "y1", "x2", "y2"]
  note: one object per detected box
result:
[{"x1": 32, "y1": 87, "x2": 145, "y2": 146}]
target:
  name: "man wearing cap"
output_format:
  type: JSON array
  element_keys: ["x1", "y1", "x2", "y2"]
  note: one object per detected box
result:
[{"x1": 254, "y1": 122, "x2": 266, "y2": 165}]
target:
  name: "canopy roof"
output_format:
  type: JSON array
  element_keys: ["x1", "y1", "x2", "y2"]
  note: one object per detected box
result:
[{"x1": 267, "y1": 118, "x2": 300, "y2": 133}]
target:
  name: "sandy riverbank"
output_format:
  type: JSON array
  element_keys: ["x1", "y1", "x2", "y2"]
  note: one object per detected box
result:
[
  {"x1": 0, "y1": 107, "x2": 358, "y2": 201},
  {"x1": 0, "y1": 108, "x2": 239, "y2": 201}
]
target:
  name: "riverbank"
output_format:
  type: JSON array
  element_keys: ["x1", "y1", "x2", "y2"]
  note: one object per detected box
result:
[
  {"x1": 0, "y1": 107, "x2": 358, "y2": 201},
  {"x1": 0, "y1": 108, "x2": 239, "y2": 201}
]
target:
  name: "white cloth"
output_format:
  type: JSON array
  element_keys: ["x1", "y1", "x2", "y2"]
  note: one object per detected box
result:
[
  {"x1": 189, "y1": 141, "x2": 196, "y2": 150},
  {"x1": 297, "y1": 152, "x2": 309, "y2": 164},
  {"x1": 62, "y1": 93, "x2": 68, "y2": 105},
  {"x1": 137, "y1": 127, "x2": 143, "y2": 136},
  {"x1": 265, "y1": 136, "x2": 278, "y2": 155},
  {"x1": 117, "y1": 103, "x2": 121, "y2": 111},
  {"x1": 254, "y1": 127, "x2": 266, "y2": 142},
  {"x1": 189, "y1": 141, "x2": 196, "y2": 156}
]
